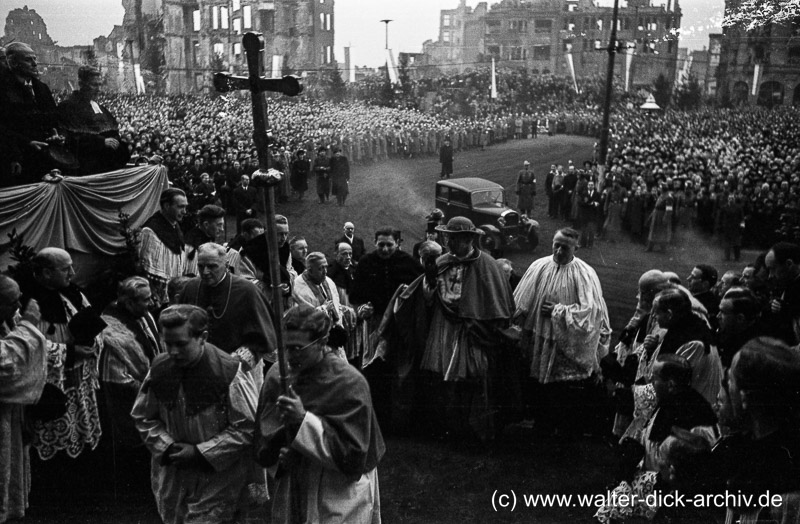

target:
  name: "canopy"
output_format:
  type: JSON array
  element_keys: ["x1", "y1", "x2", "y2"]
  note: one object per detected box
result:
[
  {"x1": 640, "y1": 94, "x2": 661, "y2": 110},
  {"x1": 0, "y1": 165, "x2": 168, "y2": 256}
]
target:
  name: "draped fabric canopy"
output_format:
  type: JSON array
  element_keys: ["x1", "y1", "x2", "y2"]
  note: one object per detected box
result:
[{"x1": 0, "y1": 166, "x2": 168, "y2": 256}]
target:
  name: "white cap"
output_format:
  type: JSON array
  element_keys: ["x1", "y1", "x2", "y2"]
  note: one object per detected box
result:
[{"x1": 523, "y1": 160, "x2": 530, "y2": 166}]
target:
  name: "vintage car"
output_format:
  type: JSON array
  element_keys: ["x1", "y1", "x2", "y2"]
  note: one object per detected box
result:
[{"x1": 434, "y1": 177, "x2": 539, "y2": 255}]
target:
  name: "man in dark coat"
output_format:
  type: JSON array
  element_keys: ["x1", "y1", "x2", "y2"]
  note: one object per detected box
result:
[
  {"x1": 330, "y1": 148, "x2": 350, "y2": 206},
  {"x1": 350, "y1": 227, "x2": 422, "y2": 430},
  {"x1": 579, "y1": 181, "x2": 602, "y2": 248},
  {"x1": 232, "y1": 174, "x2": 257, "y2": 234},
  {"x1": 717, "y1": 195, "x2": 744, "y2": 262},
  {"x1": 313, "y1": 147, "x2": 330, "y2": 204},
  {"x1": 289, "y1": 149, "x2": 310, "y2": 201},
  {"x1": 57, "y1": 66, "x2": 130, "y2": 176},
  {"x1": 439, "y1": 137, "x2": 453, "y2": 179},
  {"x1": 0, "y1": 43, "x2": 64, "y2": 186}
]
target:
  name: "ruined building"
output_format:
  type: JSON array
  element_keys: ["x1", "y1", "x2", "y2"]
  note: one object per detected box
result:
[
  {"x1": 120, "y1": 0, "x2": 335, "y2": 94},
  {"x1": 421, "y1": 0, "x2": 681, "y2": 89},
  {"x1": 717, "y1": 1, "x2": 800, "y2": 107},
  {"x1": 2, "y1": 6, "x2": 96, "y2": 91}
]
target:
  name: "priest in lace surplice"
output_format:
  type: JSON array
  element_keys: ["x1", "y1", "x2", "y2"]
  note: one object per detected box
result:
[
  {"x1": 0, "y1": 276, "x2": 65, "y2": 523},
  {"x1": 22, "y1": 248, "x2": 102, "y2": 461},
  {"x1": 513, "y1": 228, "x2": 611, "y2": 433}
]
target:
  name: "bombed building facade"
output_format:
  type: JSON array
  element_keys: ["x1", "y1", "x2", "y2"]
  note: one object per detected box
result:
[
  {"x1": 119, "y1": 0, "x2": 335, "y2": 94},
  {"x1": 421, "y1": 0, "x2": 681, "y2": 89}
]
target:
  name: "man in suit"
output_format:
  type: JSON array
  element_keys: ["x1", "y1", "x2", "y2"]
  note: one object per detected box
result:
[
  {"x1": 0, "y1": 43, "x2": 64, "y2": 186},
  {"x1": 334, "y1": 222, "x2": 366, "y2": 263},
  {"x1": 232, "y1": 174, "x2": 257, "y2": 234},
  {"x1": 579, "y1": 181, "x2": 602, "y2": 248}
]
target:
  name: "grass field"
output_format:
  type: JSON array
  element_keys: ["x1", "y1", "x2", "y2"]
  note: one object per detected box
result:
[{"x1": 25, "y1": 135, "x2": 743, "y2": 523}]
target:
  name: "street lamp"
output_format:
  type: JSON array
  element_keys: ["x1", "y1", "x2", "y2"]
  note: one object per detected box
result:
[{"x1": 380, "y1": 19, "x2": 393, "y2": 50}]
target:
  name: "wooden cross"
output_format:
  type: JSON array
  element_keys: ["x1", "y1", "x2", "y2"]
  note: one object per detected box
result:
[{"x1": 213, "y1": 32, "x2": 303, "y2": 396}]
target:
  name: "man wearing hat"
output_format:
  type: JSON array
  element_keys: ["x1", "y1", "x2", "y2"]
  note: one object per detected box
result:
[
  {"x1": 419, "y1": 217, "x2": 514, "y2": 441},
  {"x1": 58, "y1": 66, "x2": 130, "y2": 175},
  {"x1": 516, "y1": 160, "x2": 536, "y2": 216}
]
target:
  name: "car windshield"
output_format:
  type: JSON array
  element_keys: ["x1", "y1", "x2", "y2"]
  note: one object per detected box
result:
[{"x1": 471, "y1": 189, "x2": 504, "y2": 208}]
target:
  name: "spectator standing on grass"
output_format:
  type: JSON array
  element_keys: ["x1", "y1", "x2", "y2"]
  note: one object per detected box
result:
[
  {"x1": 439, "y1": 137, "x2": 453, "y2": 179},
  {"x1": 313, "y1": 147, "x2": 331, "y2": 204},
  {"x1": 717, "y1": 194, "x2": 745, "y2": 262},
  {"x1": 645, "y1": 183, "x2": 674, "y2": 253},
  {"x1": 290, "y1": 149, "x2": 310, "y2": 201},
  {"x1": 232, "y1": 174, "x2": 257, "y2": 235},
  {"x1": 516, "y1": 161, "x2": 535, "y2": 217},
  {"x1": 579, "y1": 181, "x2": 602, "y2": 248},
  {"x1": 330, "y1": 147, "x2": 351, "y2": 207},
  {"x1": 132, "y1": 305, "x2": 259, "y2": 524}
]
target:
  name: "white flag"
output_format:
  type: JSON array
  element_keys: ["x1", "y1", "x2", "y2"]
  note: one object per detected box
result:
[
  {"x1": 491, "y1": 58, "x2": 497, "y2": 99},
  {"x1": 751, "y1": 63, "x2": 760, "y2": 96},
  {"x1": 565, "y1": 45, "x2": 579, "y2": 94},
  {"x1": 624, "y1": 46, "x2": 635, "y2": 92},
  {"x1": 271, "y1": 55, "x2": 283, "y2": 79},
  {"x1": 386, "y1": 49, "x2": 399, "y2": 84}
]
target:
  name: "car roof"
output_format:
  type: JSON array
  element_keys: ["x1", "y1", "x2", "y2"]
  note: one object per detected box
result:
[{"x1": 437, "y1": 177, "x2": 504, "y2": 192}]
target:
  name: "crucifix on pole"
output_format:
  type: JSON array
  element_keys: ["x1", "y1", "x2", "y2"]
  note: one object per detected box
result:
[{"x1": 213, "y1": 32, "x2": 302, "y2": 396}]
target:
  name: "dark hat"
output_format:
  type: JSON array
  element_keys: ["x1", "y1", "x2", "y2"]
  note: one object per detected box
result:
[{"x1": 435, "y1": 216, "x2": 484, "y2": 235}]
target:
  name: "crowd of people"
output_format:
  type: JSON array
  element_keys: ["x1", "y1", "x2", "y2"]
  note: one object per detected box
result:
[
  {"x1": 3, "y1": 40, "x2": 800, "y2": 524},
  {"x1": 604, "y1": 108, "x2": 800, "y2": 249},
  {"x1": 3, "y1": 192, "x2": 800, "y2": 522}
]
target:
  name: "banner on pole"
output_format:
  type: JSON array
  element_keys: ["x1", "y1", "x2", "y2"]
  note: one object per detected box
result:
[
  {"x1": 133, "y1": 64, "x2": 145, "y2": 94},
  {"x1": 751, "y1": 63, "x2": 760, "y2": 96},
  {"x1": 564, "y1": 44, "x2": 579, "y2": 94},
  {"x1": 624, "y1": 46, "x2": 634, "y2": 92},
  {"x1": 491, "y1": 58, "x2": 498, "y2": 99},
  {"x1": 271, "y1": 55, "x2": 283, "y2": 79},
  {"x1": 386, "y1": 49, "x2": 399, "y2": 84}
]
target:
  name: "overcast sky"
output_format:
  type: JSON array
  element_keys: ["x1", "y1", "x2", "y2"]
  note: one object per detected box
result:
[{"x1": 0, "y1": 0, "x2": 724, "y2": 67}]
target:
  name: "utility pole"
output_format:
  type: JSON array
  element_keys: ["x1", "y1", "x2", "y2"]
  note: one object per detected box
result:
[
  {"x1": 598, "y1": 0, "x2": 620, "y2": 178},
  {"x1": 380, "y1": 19, "x2": 393, "y2": 50}
]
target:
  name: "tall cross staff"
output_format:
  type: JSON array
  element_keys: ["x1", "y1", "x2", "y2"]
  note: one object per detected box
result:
[{"x1": 213, "y1": 32, "x2": 302, "y2": 396}]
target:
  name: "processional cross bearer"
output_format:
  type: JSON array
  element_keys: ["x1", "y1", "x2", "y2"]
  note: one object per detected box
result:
[{"x1": 213, "y1": 32, "x2": 302, "y2": 396}]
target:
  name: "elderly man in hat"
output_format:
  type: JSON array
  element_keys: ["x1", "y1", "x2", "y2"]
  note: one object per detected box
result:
[
  {"x1": 516, "y1": 160, "x2": 536, "y2": 216},
  {"x1": 419, "y1": 216, "x2": 514, "y2": 441}
]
